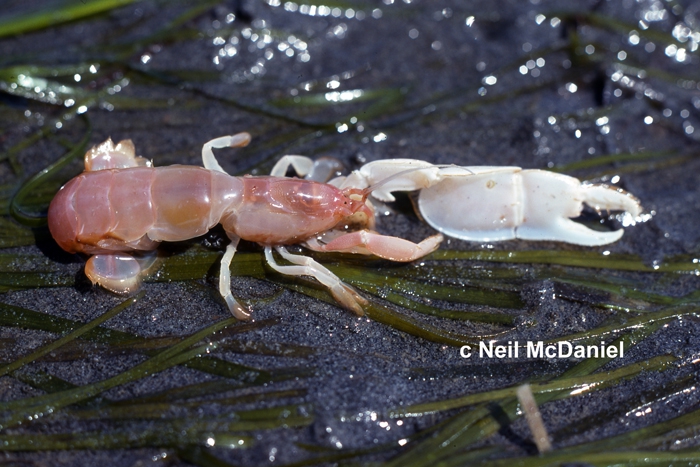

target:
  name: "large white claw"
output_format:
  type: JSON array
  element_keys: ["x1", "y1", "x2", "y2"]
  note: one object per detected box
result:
[
  {"x1": 350, "y1": 160, "x2": 642, "y2": 246},
  {"x1": 418, "y1": 168, "x2": 642, "y2": 246},
  {"x1": 269, "y1": 156, "x2": 642, "y2": 249}
]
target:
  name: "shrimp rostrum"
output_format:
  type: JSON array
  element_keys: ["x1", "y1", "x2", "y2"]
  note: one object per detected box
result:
[{"x1": 48, "y1": 133, "x2": 442, "y2": 319}]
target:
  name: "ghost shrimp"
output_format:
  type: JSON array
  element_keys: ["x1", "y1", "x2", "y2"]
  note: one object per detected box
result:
[{"x1": 47, "y1": 133, "x2": 442, "y2": 319}]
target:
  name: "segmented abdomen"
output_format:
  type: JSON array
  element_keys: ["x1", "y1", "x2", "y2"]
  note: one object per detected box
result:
[{"x1": 48, "y1": 166, "x2": 243, "y2": 254}]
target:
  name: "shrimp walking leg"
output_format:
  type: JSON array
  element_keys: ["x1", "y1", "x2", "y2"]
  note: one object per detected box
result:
[
  {"x1": 202, "y1": 132, "x2": 252, "y2": 173},
  {"x1": 304, "y1": 231, "x2": 444, "y2": 262},
  {"x1": 270, "y1": 155, "x2": 314, "y2": 177},
  {"x1": 270, "y1": 156, "x2": 344, "y2": 183},
  {"x1": 304, "y1": 157, "x2": 345, "y2": 183},
  {"x1": 219, "y1": 234, "x2": 251, "y2": 320},
  {"x1": 264, "y1": 246, "x2": 368, "y2": 316}
]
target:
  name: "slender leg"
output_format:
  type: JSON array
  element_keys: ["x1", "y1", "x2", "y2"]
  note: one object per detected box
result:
[
  {"x1": 202, "y1": 132, "x2": 252, "y2": 173},
  {"x1": 304, "y1": 230, "x2": 443, "y2": 262},
  {"x1": 264, "y1": 246, "x2": 367, "y2": 316},
  {"x1": 270, "y1": 155, "x2": 344, "y2": 183},
  {"x1": 305, "y1": 157, "x2": 344, "y2": 183},
  {"x1": 219, "y1": 234, "x2": 251, "y2": 320},
  {"x1": 269, "y1": 155, "x2": 314, "y2": 177}
]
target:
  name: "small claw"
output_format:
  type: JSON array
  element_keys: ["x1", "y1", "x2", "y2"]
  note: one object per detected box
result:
[{"x1": 305, "y1": 230, "x2": 443, "y2": 262}]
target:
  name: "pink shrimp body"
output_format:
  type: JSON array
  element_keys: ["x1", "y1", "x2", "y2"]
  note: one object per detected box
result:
[
  {"x1": 48, "y1": 167, "x2": 367, "y2": 255},
  {"x1": 46, "y1": 133, "x2": 441, "y2": 319},
  {"x1": 229, "y1": 177, "x2": 367, "y2": 244}
]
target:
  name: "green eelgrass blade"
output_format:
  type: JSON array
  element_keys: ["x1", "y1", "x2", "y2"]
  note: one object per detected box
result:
[
  {"x1": 479, "y1": 407, "x2": 700, "y2": 466},
  {"x1": 430, "y1": 249, "x2": 700, "y2": 273},
  {"x1": 0, "y1": 300, "x2": 291, "y2": 390},
  {"x1": 71, "y1": 400, "x2": 308, "y2": 421},
  {"x1": 551, "y1": 150, "x2": 679, "y2": 173},
  {"x1": 0, "y1": 0, "x2": 142, "y2": 39},
  {"x1": 0, "y1": 217, "x2": 36, "y2": 247},
  {"x1": 386, "y1": 316, "x2": 671, "y2": 466},
  {"x1": 279, "y1": 276, "x2": 482, "y2": 347},
  {"x1": 0, "y1": 423, "x2": 252, "y2": 451},
  {"x1": 390, "y1": 354, "x2": 675, "y2": 417},
  {"x1": 0, "y1": 300, "x2": 153, "y2": 345},
  {"x1": 11, "y1": 368, "x2": 77, "y2": 394},
  {"x1": 0, "y1": 292, "x2": 143, "y2": 378},
  {"x1": 0, "y1": 316, "x2": 240, "y2": 429},
  {"x1": 333, "y1": 265, "x2": 523, "y2": 310},
  {"x1": 10, "y1": 117, "x2": 91, "y2": 227},
  {"x1": 467, "y1": 451, "x2": 700, "y2": 467},
  {"x1": 545, "y1": 304, "x2": 700, "y2": 345}
]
